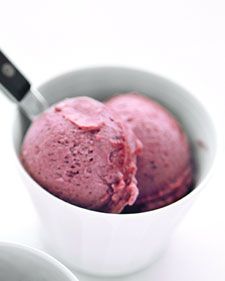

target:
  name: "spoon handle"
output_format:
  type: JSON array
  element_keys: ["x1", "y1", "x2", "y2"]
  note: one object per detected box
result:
[{"x1": 0, "y1": 50, "x2": 31, "y2": 101}]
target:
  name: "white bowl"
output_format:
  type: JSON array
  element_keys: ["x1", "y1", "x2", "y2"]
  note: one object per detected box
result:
[
  {"x1": 12, "y1": 67, "x2": 218, "y2": 276},
  {"x1": 0, "y1": 242, "x2": 79, "y2": 281}
]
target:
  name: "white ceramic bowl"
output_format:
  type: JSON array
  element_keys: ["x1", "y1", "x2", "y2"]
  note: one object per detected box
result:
[
  {"x1": 0, "y1": 242, "x2": 79, "y2": 281},
  {"x1": 12, "y1": 67, "x2": 218, "y2": 276}
]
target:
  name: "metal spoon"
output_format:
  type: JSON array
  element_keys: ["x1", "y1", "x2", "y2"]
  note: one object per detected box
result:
[{"x1": 0, "y1": 50, "x2": 48, "y2": 121}]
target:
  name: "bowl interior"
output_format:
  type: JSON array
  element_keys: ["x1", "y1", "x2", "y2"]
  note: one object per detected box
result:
[
  {"x1": 0, "y1": 244, "x2": 76, "y2": 281},
  {"x1": 13, "y1": 67, "x2": 217, "y2": 189}
]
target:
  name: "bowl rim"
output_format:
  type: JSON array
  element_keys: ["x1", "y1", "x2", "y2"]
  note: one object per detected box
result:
[
  {"x1": 0, "y1": 241, "x2": 78, "y2": 280},
  {"x1": 13, "y1": 65, "x2": 219, "y2": 218}
]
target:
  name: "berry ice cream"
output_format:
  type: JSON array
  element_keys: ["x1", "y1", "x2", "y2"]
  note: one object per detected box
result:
[
  {"x1": 106, "y1": 92, "x2": 194, "y2": 212},
  {"x1": 21, "y1": 97, "x2": 141, "y2": 213}
]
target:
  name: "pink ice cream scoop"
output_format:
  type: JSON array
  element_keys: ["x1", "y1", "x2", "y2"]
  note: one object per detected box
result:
[
  {"x1": 106, "y1": 92, "x2": 194, "y2": 212},
  {"x1": 21, "y1": 97, "x2": 141, "y2": 213}
]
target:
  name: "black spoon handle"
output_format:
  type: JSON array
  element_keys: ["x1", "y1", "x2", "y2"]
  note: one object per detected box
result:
[{"x1": 0, "y1": 50, "x2": 31, "y2": 101}]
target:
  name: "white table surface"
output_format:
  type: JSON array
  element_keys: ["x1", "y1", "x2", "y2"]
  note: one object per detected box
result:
[{"x1": 0, "y1": 1, "x2": 225, "y2": 280}]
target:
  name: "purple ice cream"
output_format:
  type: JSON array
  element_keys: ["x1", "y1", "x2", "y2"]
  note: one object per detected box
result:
[
  {"x1": 106, "y1": 92, "x2": 194, "y2": 212},
  {"x1": 21, "y1": 97, "x2": 141, "y2": 213}
]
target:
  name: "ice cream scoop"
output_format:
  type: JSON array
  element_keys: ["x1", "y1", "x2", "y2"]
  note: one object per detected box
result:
[
  {"x1": 21, "y1": 97, "x2": 141, "y2": 213},
  {"x1": 106, "y1": 92, "x2": 194, "y2": 212},
  {"x1": 0, "y1": 50, "x2": 48, "y2": 120}
]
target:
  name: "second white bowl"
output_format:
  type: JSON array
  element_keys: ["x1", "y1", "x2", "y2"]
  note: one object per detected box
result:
[{"x1": 0, "y1": 242, "x2": 79, "y2": 281}]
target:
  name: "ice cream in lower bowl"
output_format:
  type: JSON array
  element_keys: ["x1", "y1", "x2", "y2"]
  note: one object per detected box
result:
[{"x1": 12, "y1": 67, "x2": 217, "y2": 276}]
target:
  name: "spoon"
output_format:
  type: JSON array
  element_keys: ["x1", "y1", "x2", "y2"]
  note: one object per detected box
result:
[{"x1": 0, "y1": 50, "x2": 48, "y2": 120}]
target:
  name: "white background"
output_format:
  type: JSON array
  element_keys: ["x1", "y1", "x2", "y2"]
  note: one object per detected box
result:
[{"x1": 0, "y1": 1, "x2": 225, "y2": 280}]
